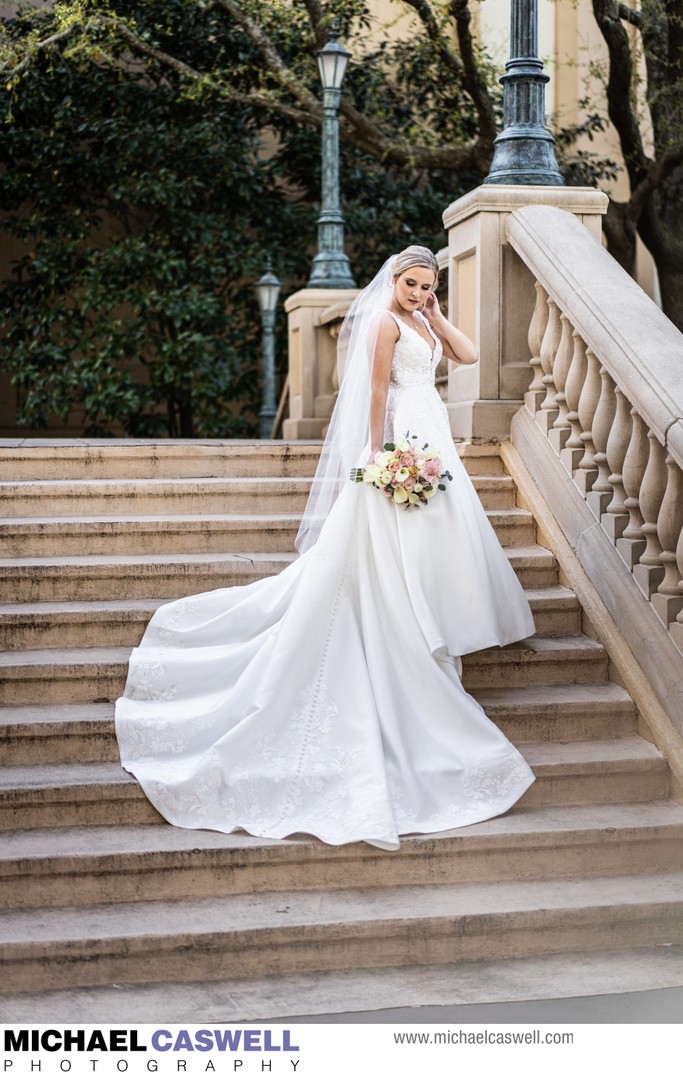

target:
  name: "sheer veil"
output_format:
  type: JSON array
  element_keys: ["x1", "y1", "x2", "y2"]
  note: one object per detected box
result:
[{"x1": 295, "y1": 254, "x2": 396, "y2": 554}]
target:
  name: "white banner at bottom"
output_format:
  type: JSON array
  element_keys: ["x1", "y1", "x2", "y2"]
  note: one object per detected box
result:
[{"x1": 1, "y1": 1022, "x2": 680, "y2": 1076}]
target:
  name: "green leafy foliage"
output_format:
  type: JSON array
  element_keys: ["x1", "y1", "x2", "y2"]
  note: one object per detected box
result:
[
  {"x1": 0, "y1": 0, "x2": 618, "y2": 434},
  {"x1": 0, "y1": 2, "x2": 313, "y2": 435}
]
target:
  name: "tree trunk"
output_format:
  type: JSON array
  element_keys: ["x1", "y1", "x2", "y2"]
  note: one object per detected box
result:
[
  {"x1": 654, "y1": 263, "x2": 683, "y2": 332},
  {"x1": 603, "y1": 199, "x2": 637, "y2": 277},
  {"x1": 638, "y1": 181, "x2": 683, "y2": 333}
]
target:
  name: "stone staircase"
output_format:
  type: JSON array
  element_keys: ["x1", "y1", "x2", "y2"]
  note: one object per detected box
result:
[{"x1": 1, "y1": 438, "x2": 683, "y2": 1021}]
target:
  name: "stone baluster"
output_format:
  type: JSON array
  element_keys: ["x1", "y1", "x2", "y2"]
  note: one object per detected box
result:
[
  {"x1": 536, "y1": 297, "x2": 561, "y2": 433},
  {"x1": 671, "y1": 525, "x2": 683, "y2": 654},
  {"x1": 616, "y1": 407, "x2": 648, "y2": 569},
  {"x1": 548, "y1": 313, "x2": 573, "y2": 454},
  {"x1": 651, "y1": 454, "x2": 683, "y2": 627},
  {"x1": 633, "y1": 431, "x2": 667, "y2": 598},
  {"x1": 602, "y1": 385, "x2": 631, "y2": 541},
  {"x1": 561, "y1": 330, "x2": 588, "y2": 476},
  {"x1": 575, "y1": 348, "x2": 601, "y2": 495},
  {"x1": 525, "y1": 281, "x2": 548, "y2": 413},
  {"x1": 585, "y1": 364, "x2": 617, "y2": 516}
]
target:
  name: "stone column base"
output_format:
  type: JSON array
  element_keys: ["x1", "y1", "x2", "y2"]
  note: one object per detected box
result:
[
  {"x1": 447, "y1": 399, "x2": 523, "y2": 441},
  {"x1": 281, "y1": 417, "x2": 327, "y2": 439}
]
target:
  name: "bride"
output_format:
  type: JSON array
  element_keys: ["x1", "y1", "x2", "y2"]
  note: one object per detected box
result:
[{"x1": 115, "y1": 245, "x2": 536, "y2": 851}]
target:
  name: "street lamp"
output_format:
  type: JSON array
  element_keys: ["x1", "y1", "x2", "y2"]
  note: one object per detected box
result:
[
  {"x1": 255, "y1": 259, "x2": 281, "y2": 439},
  {"x1": 307, "y1": 29, "x2": 356, "y2": 288},
  {"x1": 485, "y1": 0, "x2": 564, "y2": 185}
]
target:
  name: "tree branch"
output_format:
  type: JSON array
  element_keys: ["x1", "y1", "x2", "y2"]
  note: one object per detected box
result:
[
  {"x1": 449, "y1": 0, "x2": 498, "y2": 152},
  {"x1": 0, "y1": 23, "x2": 78, "y2": 79},
  {"x1": 639, "y1": 0, "x2": 669, "y2": 108},
  {"x1": 101, "y1": 17, "x2": 315, "y2": 127},
  {"x1": 618, "y1": 3, "x2": 642, "y2": 29},
  {"x1": 665, "y1": 0, "x2": 683, "y2": 76},
  {"x1": 214, "y1": 0, "x2": 484, "y2": 172},
  {"x1": 212, "y1": 0, "x2": 321, "y2": 113},
  {"x1": 629, "y1": 142, "x2": 683, "y2": 221},
  {"x1": 297, "y1": 0, "x2": 326, "y2": 50},
  {"x1": 592, "y1": 0, "x2": 651, "y2": 186},
  {"x1": 398, "y1": 0, "x2": 465, "y2": 76}
]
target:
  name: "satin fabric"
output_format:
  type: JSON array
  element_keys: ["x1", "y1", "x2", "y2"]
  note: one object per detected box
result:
[{"x1": 116, "y1": 313, "x2": 536, "y2": 850}]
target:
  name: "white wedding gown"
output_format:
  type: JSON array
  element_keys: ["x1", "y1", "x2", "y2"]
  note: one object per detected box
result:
[{"x1": 116, "y1": 312, "x2": 536, "y2": 850}]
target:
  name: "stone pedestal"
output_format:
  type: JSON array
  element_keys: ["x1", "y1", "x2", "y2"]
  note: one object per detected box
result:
[
  {"x1": 442, "y1": 185, "x2": 608, "y2": 441},
  {"x1": 282, "y1": 288, "x2": 358, "y2": 440}
]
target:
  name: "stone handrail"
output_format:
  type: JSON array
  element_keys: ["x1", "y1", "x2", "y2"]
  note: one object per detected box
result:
[{"x1": 506, "y1": 203, "x2": 683, "y2": 656}]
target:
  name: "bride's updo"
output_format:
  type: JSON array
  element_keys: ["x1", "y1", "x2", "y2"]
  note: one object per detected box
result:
[{"x1": 391, "y1": 245, "x2": 439, "y2": 285}]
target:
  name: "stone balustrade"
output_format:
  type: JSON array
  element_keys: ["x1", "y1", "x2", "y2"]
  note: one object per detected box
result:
[{"x1": 506, "y1": 204, "x2": 683, "y2": 656}]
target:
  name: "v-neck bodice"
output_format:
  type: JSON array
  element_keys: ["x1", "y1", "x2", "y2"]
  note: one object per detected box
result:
[{"x1": 386, "y1": 310, "x2": 442, "y2": 390}]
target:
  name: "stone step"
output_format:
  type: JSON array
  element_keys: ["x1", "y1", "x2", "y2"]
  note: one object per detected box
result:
[
  {"x1": 0, "y1": 440, "x2": 323, "y2": 481},
  {"x1": 0, "y1": 506, "x2": 536, "y2": 557},
  {"x1": 0, "y1": 633, "x2": 607, "y2": 707},
  {"x1": 2, "y1": 871, "x2": 682, "y2": 993},
  {"x1": 3, "y1": 943, "x2": 683, "y2": 1022},
  {"x1": 0, "y1": 738, "x2": 668, "y2": 831},
  {"x1": 0, "y1": 439, "x2": 504, "y2": 482},
  {"x1": 0, "y1": 473, "x2": 518, "y2": 518},
  {"x1": 0, "y1": 514, "x2": 302, "y2": 556},
  {"x1": 0, "y1": 545, "x2": 558, "y2": 603},
  {"x1": 0, "y1": 586, "x2": 579, "y2": 654},
  {"x1": 0, "y1": 476, "x2": 314, "y2": 517},
  {"x1": 2, "y1": 802, "x2": 681, "y2": 911},
  {"x1": 0, "y1": 682, "x2": 636, "y2": 768}
]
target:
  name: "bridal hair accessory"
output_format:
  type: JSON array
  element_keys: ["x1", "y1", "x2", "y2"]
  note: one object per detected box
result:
[
  {"x1": 351, "y1": 434, "x2": 452, "y2": 507},
  {"x1": 295, "y1": 246, "x2": 440, "y2": 553}
]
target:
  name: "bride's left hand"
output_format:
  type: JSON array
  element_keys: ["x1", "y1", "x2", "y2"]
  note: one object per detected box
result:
[{"x1": 421, "y1": 291, "x2": 442, "y2": 322}]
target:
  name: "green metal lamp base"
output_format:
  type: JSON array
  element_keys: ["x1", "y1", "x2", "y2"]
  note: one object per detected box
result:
[{"x1": 307, "y1": 250, "x2": 356, "y2": 289}]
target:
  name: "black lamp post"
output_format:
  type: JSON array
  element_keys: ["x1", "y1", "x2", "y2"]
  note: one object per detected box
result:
[
  {"x1": 485, "y1": 0, "x2": 564, "y2": 185},
  {"x1": 307, "y1": 30, "x2": 356, "y2": 288},
  {"x1": 255, "y1": 260, "x2": 281, "y2": 439}
]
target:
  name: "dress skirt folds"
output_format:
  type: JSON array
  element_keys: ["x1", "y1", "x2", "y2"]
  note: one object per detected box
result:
[{"x1": 115, "y1": 314, "x2": 536, "y2": 850}]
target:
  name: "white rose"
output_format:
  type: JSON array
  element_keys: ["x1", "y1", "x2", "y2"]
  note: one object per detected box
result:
[
  {"x1": 423, "y1": 449, "x2": 438, "y2": 461},
  {"x1": 396, "y1": 439, "x2": 410, "y2": 452},
  {"x1": 414, "y1": 483, "x2": 423, "y2": 492}
]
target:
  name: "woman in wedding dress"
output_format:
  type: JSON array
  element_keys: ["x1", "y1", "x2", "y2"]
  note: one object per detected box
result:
[{"x1": 115, "y1": 246, "x2": 536, "y2": 851}]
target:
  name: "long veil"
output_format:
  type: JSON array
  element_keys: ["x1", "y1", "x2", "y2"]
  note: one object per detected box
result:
[{"x1": 295, "y1": 254, "x2": 396, "y2": 554}]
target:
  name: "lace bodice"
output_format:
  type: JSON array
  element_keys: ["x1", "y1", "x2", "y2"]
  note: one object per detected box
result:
[{"x1": 387, "y1": 310, "x2": 443, "y2": 389}]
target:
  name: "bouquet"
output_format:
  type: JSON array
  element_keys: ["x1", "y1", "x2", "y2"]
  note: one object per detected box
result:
[{"x1": 351, "y1": 435, "x2": 452, "y2": 507}]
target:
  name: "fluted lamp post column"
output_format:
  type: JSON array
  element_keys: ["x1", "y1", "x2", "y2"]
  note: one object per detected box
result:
[
  {"x1": 485, "y1": 0, "x2": 564, "y2": 185},
  {"x1": 256, "y1": 260, "x2": 281, "y2": 439},
  {"x1": 307, "y1": 30, "x2": 356, "y2": 288}
]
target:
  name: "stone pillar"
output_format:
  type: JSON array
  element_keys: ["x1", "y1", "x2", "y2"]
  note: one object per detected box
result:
[
  {"x1": 442, "y1": 185, "x2": 608, "y2": 440},
  {"x1": 282, "y1": 288, "x2": 358, "y2": 440}
]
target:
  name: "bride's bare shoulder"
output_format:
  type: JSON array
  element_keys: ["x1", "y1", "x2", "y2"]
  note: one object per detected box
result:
[{"x1": 371, "y1": 309, "x2": 400, "y2": 340}]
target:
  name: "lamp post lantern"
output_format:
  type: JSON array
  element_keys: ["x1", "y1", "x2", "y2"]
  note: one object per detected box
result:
[
  {"x1": 307, "y1": 30, "x2": 356, "y2": 288},
  {"x1": 485, "y1": 0, "x2": 564, "y2": 185},
  {"x1": 255, "y1": 260, "x2": 281, "y2": 439}
]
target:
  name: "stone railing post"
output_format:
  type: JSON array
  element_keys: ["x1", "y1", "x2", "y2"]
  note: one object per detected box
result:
[
  {"x1": 441, "y1": 186, "x2": 607, "y2": 441},
  {"x1": 282, "y1": 288, "x2": 358, "y2": 439}
]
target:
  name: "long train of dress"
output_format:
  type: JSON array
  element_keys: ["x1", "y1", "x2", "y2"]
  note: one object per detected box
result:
[{"x1": 115, "y1": 312, "x2": 536, "y2": 850}]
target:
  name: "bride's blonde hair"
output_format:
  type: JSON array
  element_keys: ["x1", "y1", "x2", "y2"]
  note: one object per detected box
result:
[{"x1": 391, "y1": 245, "x2": 439, "y2": 285}]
